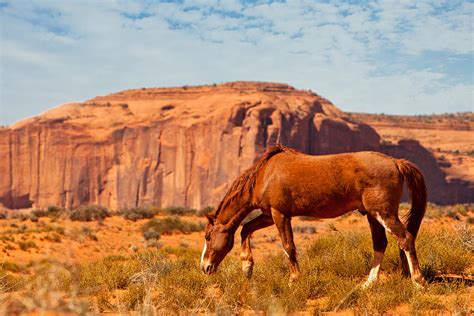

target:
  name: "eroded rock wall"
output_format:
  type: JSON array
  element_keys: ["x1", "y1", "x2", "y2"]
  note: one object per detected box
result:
[{"x1": 0, "y1": 82, "x2": 470, "y2": 209}]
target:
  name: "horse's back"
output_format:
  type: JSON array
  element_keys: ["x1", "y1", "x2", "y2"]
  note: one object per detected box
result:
[
  {"x1": 269, "y1": 150, "x2": 399, "y2": 183},
  {"x1": 256, "y1": 150, "x2": 402, "y2": 217}
]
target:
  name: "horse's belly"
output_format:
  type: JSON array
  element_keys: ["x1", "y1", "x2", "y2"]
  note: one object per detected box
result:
[
  {"x1": 300, "y1": 206, "x2": 355, "y2": 219},
  {"x1": 291, "y1": 195, "x2": 361, "y2": 219}
]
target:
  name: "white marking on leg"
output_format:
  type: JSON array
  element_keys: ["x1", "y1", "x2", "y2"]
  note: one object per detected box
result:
[
  {"x1": 283, "y1": 250, "x2": 290, "y2": 258},
  {"x1": 200, "y1": 242, "x2": 207, "y2": 266},
  {"x1": 375, "y1": 214, "x2": 393, "y2": 234},
  {"x1": 404, "y1": 250, "x2": 414, "y2": 275},
  {"x1": 362, "y1": 251, "x2": 384, "y2": 289}
]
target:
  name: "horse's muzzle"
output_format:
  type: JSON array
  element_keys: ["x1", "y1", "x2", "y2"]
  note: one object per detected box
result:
[{"x1": 201, "y1": 262, "x2": 215, "y2": 275}]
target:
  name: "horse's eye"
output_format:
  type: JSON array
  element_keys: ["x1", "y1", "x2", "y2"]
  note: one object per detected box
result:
[{"x1": 205, "y1": 235, "x2": 210, "y2": 241}]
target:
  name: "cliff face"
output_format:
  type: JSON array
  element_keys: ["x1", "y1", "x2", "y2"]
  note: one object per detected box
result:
[{"x1": 0, "y1": 82, "x2": 471, "y2": 210}]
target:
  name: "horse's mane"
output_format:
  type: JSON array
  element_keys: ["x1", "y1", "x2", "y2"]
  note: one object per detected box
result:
[{"x1": 212, "y1": 144, "x2": 297, "y2": 217}]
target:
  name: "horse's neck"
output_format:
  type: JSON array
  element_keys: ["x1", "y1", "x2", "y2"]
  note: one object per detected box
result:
[{"x1": 217, "y1": 200, "x2": 253, "y2": 232}]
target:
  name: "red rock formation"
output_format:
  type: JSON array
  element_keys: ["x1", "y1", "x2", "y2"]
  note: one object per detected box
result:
[{"x1": 0, "y1": 82, "x2": 470, "y2": 209}]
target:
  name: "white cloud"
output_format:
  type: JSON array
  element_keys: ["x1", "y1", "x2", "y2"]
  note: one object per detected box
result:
[{"x1": 0, "y1": 0, "x2": 472, "y2": 125}]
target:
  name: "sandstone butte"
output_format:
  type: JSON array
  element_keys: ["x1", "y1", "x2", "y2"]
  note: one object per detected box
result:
[{"x1": 0, "y1": 82, "x2": 472, "y2": 210}]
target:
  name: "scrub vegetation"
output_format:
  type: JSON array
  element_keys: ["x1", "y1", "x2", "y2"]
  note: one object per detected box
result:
[{"x1": 0, "y1": 204, "x2": 472, "y2": 314}]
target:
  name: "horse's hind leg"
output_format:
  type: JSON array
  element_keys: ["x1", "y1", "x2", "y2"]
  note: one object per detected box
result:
[
  {"x1": 374, "y1": 214, "x2": 424, "y2": 284},
  {"x1": 271, "y1": 208, "x2": 300, "y2": 283},
  {"x1": 362, "y1": 214, "x2": 388, "y2": 289},
  {"x1": 240, "y1": 214, "x2": 274, "y2": 278}
]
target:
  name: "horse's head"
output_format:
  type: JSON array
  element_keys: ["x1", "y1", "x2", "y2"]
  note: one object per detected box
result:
[{"x1": 200, "y1": 213, "x2": 234, "y2": 274}]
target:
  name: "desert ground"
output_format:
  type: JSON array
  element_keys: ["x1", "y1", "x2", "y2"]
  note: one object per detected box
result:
[{"x1": 0, "y1": 204, "x2": 472, "y2": 315}]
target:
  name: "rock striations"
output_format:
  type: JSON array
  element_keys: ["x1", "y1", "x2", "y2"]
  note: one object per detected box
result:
[{"x1": 0, "y1": 82, "x2": 471, "y2": 209}]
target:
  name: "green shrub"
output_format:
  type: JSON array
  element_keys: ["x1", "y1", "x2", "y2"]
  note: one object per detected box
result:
[
  {"x1": 119, "y1": 206, "x2": 158, "y2": 221},
  {"x1": 32, "y1": 205, "x2": 66, "y2": 220},
  {"x1": 143, "y1": 229, "x2": 161, "y2": 241},
  {"x1": 44, "y1": 233, "x2": 62, "y2": 243},
  {"x1": 70, "y1": 205, "x2": 110, "y2": 222},
  {"x1": 293, "y1": 224, "x2": 316, "y2": 234},
  {"x1": 1, "y1": 262, "x2": 22, "y2": 273},
  {"x1": 196, "y1": 206, "x2": 215, "y2": 217},
  {"x1": 18, "y1": 240, "x2": 36, "y2": 251},
  {"x1": 141, "y1": 216, "x2": 204, "y2": 237},
  {"x1": 80, "y1": 226, "x2": 98, "y2": 241},
  {"x1": 162, "y1": 206, "x2": 197, "y2": 216}
]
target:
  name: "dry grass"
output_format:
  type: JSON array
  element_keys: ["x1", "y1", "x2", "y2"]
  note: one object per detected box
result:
[{"x1": 0, "y1": 221, "x2": 471, "y2": 314}]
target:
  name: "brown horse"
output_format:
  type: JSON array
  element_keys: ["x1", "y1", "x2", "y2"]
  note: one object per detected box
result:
[{"x1": 200, "y1": 145, "x2": 427, "y2": 287}]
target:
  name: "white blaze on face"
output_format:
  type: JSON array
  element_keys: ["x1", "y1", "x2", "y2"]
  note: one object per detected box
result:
[{"x1": 200, "y1": 241, "x2": 207, "y2": 266}]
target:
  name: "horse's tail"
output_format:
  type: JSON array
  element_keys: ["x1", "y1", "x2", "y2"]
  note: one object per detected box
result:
[{"x1": 395, "y1": 159, "x2": 427, "y2": 275}]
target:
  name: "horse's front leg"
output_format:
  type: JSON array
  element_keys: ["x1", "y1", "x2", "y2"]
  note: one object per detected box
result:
[
  {"x1": 271, "y1": 208, "x2": 300, "y2": 283},
  {"x1": 240, "y1": 214, "x2": 274, "y2": 278}
]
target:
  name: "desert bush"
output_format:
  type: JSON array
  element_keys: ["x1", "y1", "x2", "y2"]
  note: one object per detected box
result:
[
  {"x1": 80, "y1": 226, "x2": 98, "y2": 241},
  {"x1": 43, "y1": 224, "x2": 65, "y2": 235},
  {"x1": 424, "y1": 203, "x2": 473, "y2": 219},
  {"x1": 417, "y1": 228, "x2": 473, "y2": 276},
  {"x1": 18, "y1": 240, "x2": 36, "y2": 251},
  {"x1": 141, "y1": 216, "x2": 204, "y2": 237},
  {"x1": 70, "y1": 205, "x2": 110, "y2": 222},
  {"x1": 162, "y1": 206, "x2": 197, "y2": 216},
  {"x1": 44, "y1": 233, "x2": 62, "y2": 243},
  {"x1": 119, "y1": 206, "x2": 159, "y2": 221},
  {"x1": 0, "y1": 270, "x2": 24, "y2": 292},
  {"x1": 453, "y1": 223, "x2": 473, "y2": 252},
  {"x1": 10, "y1": 212, "x2": 29, "y2": 221},
  {"x1": 0, "y1": 262, "x2": 22, "y2": 273},
  {"x1": 293, "y1": 224, "x2": 316, "y2": 234},
  {"x1": 0, "y1": 235, "x2": 15, "y2": 242},
  {"x1": 2, "y1": 260, "x2": 90, "y2": 314},
  {"x1": 143, "y1": 229, "x2": 161, "y2": 241},
  {"x1": 196, "y1": 206, "x2": 215, "y2": 217},
  {"x1": 122, "y1": 283, "x2": 147, "y2": 310},
  {"x1": 80, "y1": 255, "x2": 141, "y2": 293},
  {"x1": 31, "y1": 205, "x2": 66, "y2": 220}
]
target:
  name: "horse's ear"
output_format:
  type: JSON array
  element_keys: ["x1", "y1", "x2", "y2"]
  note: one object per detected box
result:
[{"x1": 205, "y1": 213, "x2": 215, "y2": 225}]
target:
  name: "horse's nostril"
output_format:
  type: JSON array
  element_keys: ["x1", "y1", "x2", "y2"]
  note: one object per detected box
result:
[{"x1": 205, "y1": 264, "x2": 212, "y2": 273}]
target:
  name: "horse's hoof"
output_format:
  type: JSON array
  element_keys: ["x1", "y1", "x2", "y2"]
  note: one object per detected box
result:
[
  {"x1": 242, "y1": 260, "x2": 253, "y2": 279},
  {"x1": 413, "y1": 279, "x2": 426, "y2": 290},
  {"x1": 288, "y1": 274, "x2": 300, "y2": 287},
  {"x1": 361, "y1": 280, "x2": 374, "y2": 290}
]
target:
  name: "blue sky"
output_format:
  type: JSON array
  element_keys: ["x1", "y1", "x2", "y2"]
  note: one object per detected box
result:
[{"x1": 0, "y1": 0, "x2": 473, "y2": 125}]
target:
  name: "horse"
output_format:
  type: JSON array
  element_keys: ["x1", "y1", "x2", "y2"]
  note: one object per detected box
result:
[{"x1": 200, "y1": 145, "x2": 427, "y2": 288}]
